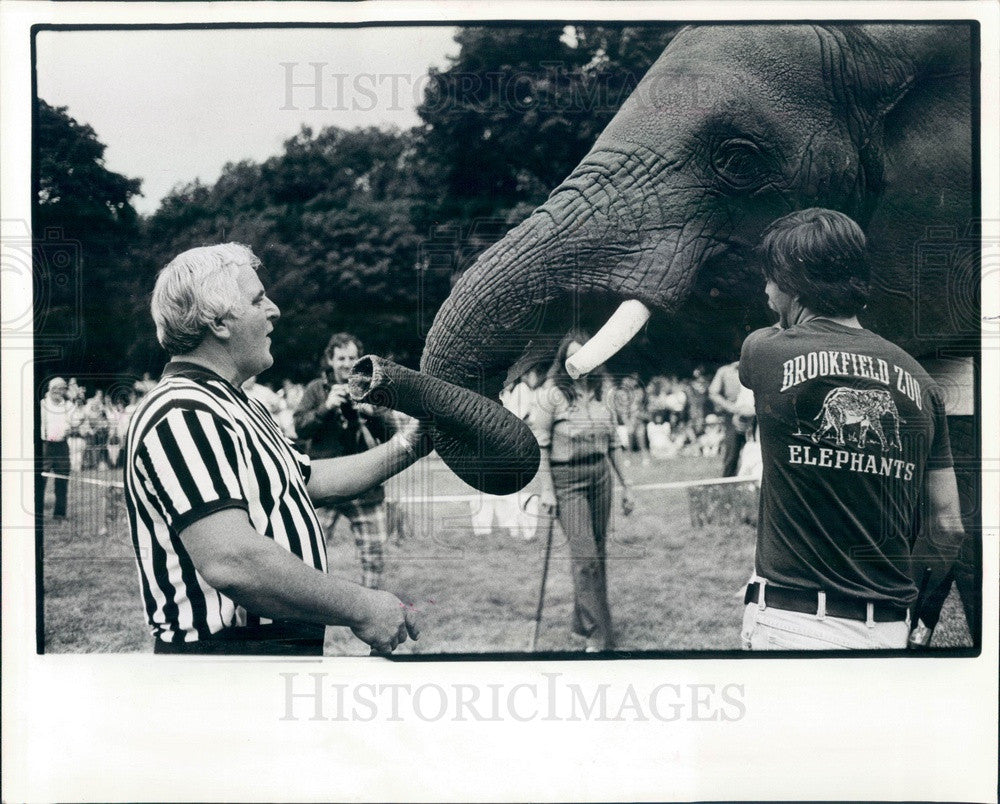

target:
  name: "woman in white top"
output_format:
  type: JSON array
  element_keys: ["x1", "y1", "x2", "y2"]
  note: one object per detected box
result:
[{"x1": 533, "y1": 330, "x2": 633, "y2": 652}]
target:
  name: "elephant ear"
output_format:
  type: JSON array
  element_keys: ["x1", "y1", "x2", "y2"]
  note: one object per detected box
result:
[{"x1": 849, "y1": 24, "x2": 976, "y2": 356}]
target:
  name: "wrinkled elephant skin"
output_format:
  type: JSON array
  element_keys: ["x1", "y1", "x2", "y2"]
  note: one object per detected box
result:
[{"x1": 421, "y1": 24, "x2": 976, "y2": 434}]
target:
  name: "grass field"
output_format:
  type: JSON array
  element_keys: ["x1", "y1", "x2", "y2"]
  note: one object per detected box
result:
[{"x1": 41, "y1": 454, "x2": 973, "y2": 655}]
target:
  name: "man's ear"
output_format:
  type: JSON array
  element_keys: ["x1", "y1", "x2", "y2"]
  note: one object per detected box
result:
[{"x1": 206, "y1": 316, "x2": 231, "y2": 341}]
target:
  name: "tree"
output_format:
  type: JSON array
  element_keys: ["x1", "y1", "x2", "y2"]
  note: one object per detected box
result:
[
  {"x1": 412, "y1": 24, "x2": 682, "y2": 277},
  {"x1": 34, "y1": 99, "x2": 144, "y2": 381},
  {"x1": 141, "y1": 126, "x2": 428, "y2": 382}
]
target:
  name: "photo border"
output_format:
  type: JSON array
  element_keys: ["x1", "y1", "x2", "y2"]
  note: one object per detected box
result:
[{"x1": 4, "y1": 2, "x2": 998, "y2": 801}]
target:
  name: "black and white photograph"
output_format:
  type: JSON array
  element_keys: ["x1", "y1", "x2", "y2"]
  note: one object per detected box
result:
[{"x1": 3, "y1": 2, "x2": 998, "y2": 801}]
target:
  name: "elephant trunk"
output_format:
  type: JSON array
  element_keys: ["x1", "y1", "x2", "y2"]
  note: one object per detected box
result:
[
  {"x1": 420, "y1": 208, "x2": 584, "y2": 393},
  {"x1": 349, "y1": 355, "x2": 539, "y2": 496},
  {"x1": 418, "y1": 158, "x2": 708, "y2": 493},
  {"x1": 421, "y1": 159, "x2": 692, "y2": 388}
]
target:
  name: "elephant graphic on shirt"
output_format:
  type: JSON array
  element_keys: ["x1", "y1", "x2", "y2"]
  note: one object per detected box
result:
[{"x1": 811, "y1": 387, "x2": 903, "y2": 451}]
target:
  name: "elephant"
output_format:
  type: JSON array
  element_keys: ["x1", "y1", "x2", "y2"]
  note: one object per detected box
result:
[
  {"x1": 415, "y1": 24, "x2": 981, "y2": 636},
  {"x1": 418, "y1": 23, "x2": 976, "y2": 465}
]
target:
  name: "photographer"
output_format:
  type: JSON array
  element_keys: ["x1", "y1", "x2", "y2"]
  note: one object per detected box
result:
[{"x1": 294, "y1": 332, "x2": 403, "y2": 589}]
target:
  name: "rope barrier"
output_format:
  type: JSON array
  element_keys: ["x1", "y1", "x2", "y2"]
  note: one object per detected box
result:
[
  {"x1": 394, "y1": 476, "x2": 757, "y2": 504},
  {"x1": 634, "y1": 475, "x2": 758, "y2": 491},
  {"x1": 41, "y1": 471, "x2": 123, "y2": 488},
  {"x1": 40, "y1": 471, "x2": 758, "y2": 501},
  {"x1": 42, "y1": 465, "x2": 758, "y2": 537}
]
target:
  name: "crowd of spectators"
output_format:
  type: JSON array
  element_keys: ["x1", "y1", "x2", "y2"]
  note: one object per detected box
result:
[
  {"x1": 55, "y1": 378, "x2": 144, "y2": 472},
  {"x1": 41, "y1": 373, "x2": 309, "y2": 475},
  {"x1": 500, "y1": 361, "x2": 756, "y2": 475},
  {"x1": 44, "y1": 362, "x2": 751, "y2": 480},
  {"x1": 603, "y1": 365, "x2": 753, "y2": 465}
]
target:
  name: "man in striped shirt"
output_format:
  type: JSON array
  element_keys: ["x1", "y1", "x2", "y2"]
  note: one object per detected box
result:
[{"x1": 125, "y1": 243, "x2": 426, "y2": 655}]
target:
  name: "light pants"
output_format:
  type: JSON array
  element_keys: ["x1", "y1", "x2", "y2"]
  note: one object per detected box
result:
[
  {"x1": 470, "y1": 492, "x2": 540, "y2": 540},
  {"x1": 67, "y1": 435, "x2": 86, "y2": 473},
  {"x1": 741, "y1": 601, "x2": 910, "y2": 650}
]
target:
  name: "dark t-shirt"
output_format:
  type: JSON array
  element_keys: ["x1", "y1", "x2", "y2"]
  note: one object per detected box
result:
[{"x1": 740, "y1": 319, "x2": 952, "y2": 605}]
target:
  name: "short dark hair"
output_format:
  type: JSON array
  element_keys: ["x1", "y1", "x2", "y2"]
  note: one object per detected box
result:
[
  {"x1": 758, "y1": 208, "x2": 871, "y2": 317},
  {"x1": 323, "y1": 332, "x2": 363, "y2": 364}
]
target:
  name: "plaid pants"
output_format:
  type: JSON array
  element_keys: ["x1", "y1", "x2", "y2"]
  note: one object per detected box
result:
[{"x1": 317, "y1": 499, "x2": 389, "y2": 589}]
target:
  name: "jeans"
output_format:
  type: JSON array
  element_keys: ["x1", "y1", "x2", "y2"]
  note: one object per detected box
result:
[
  {"x1": 741, "y1": 596, "x2": 910, "y2": 650},
  {"x1": 551, "y1": 457, "x2": 614, "y2": 649},
  {"x1": 720, "y1": 417, "x2": 746, "y2": 478}
]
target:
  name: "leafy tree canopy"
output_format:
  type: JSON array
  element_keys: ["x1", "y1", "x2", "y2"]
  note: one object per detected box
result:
[
  {"x1": 34, "y1": 100, "x2": 143, "y2": 380},
  {"x1": 143, "y1": 125, "x2": 427, "y2": 381}
]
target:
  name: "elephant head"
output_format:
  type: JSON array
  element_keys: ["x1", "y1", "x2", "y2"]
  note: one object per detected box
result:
[{"x1": 420, "y1": 23, "x2": 976, "y2": 490}]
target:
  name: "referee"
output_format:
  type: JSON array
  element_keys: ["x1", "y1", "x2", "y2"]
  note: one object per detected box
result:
[{"x1": 124, "y1": 243, "x2": 426, "y2": 656}]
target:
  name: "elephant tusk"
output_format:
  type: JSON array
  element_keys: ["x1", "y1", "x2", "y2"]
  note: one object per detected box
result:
[{"x1": 565, "y1": 300, "x2": 652, "y2": 378}]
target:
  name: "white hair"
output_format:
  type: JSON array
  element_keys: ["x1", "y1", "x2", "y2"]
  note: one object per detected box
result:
[{"x1": 151, "y1": 243, "x2": 262, "y2": 356}]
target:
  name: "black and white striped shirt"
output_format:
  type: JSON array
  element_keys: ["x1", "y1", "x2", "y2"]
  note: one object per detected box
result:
[{"x1": 124, "y1": 362, "x2": 327, "y2": 644}]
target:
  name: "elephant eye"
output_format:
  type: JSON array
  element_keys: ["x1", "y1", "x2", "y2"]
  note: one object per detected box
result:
[{"x1": 712, "y1": 139, "x2": 771, "y2": 190}]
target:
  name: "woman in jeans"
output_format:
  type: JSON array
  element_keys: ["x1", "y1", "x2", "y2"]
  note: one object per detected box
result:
[{"x1": 534, "y1": 330, "x2": 633, "y2": 652}]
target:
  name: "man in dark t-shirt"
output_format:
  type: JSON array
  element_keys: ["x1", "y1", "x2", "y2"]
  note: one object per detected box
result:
[{"x1": 739, "y1": 209, "x2": 966, "y2": 650}]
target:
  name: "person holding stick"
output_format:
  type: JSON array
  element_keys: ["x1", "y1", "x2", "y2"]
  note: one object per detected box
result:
[
  {"x1": 532, "y1": 330, "x2": 633, "y2": 652},
  {"x1": 124, "y1": 243, "x2": 426, "y2": 656}
]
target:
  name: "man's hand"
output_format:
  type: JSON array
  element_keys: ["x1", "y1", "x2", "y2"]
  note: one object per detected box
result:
[
  {"x1": 393, "y1": 414, "x2": 433, "y2": 458},
  {"x1": 539, "y1": 487, "x2": 558, "y2": 514},
  {"x1": 179, "y1": 509, "x2": 422, "y2": 642},
  {"x1": 324, "y1": 384, "x2": 350, "y2": 411},
  {"x1": 351, "y1": 589, "x2": 420, "y2": 654}
]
